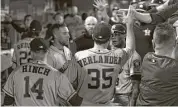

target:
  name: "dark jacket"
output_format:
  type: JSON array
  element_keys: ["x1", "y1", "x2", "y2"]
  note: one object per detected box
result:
[{"x1": 74, "y1": 29, "x2": 94, "y2": 52}]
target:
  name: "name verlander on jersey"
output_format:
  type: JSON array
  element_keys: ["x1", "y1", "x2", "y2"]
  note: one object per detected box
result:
[{"x1": 77, "y1": 55, "x2": 121, "y2": 67}]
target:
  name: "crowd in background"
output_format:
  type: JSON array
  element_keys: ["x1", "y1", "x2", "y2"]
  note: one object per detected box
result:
[{"x1": 1, "y1": 0, "x2": 178, "y2": 106}]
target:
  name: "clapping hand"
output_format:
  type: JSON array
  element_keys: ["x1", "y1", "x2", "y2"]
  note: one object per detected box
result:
[{"x1": 93, "y1": 0, "x2": 108, "y2": 11}]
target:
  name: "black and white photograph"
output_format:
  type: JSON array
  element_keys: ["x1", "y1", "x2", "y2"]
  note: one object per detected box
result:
[{"x1": 1, "y1": 0, "x2": 178, "y2": 106}]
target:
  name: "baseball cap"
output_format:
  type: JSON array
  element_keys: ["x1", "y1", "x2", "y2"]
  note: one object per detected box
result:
[
  {"x1": 30, "y1": 38, "x2": 49, "y2": 52},
  {"x1": 112, "y1": 24, "x2": 126, "y2": 34},
  {"x1": 93, "y1": 22, "x2": 111, "y2": 42},
  {"x1": 30, "y1": 20, "x2": 42, "y2": 32},
  {"x1": 112, "y1": 6, "x2": 120, "y2": 11}
]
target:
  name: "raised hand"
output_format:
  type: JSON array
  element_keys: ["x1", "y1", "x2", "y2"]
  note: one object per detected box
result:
[
  {"x1": 126, "y1": 5, "x2": 136, "y2": 25},
  {"x1": 93, "y1": 0, "x2": 108, "y2": 11}
]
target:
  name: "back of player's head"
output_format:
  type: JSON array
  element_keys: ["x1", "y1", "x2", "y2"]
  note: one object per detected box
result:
[
  {"x1": 29, "y1": 20, "x2": 42, "y2": 37},
  {"x1": 92, "y1": 22, "x2": 111, "y2": 44},
  {"x1": 153, "y1": 22, "x2": 176, "y2": 46},
  {"x1": 30, "y1": 38, "x2": 49, "y2": 52}
]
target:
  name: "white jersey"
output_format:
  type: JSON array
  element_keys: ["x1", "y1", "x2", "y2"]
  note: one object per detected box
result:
[
  {"x1": 75, "y1": 48, "x2": 133, "y2": 105},
  {"x1": 46, "y1": 45, "x2": 86, "y2": 90},
  {"x1": 115, "y1": 51, "x2": 141, "y2": 94},
  {"x1": 12, "y1": 38, "x2": 33, "y2": 69},
  {"x1": 3, "y1": 60, "x2": 75, "y2": 106}
]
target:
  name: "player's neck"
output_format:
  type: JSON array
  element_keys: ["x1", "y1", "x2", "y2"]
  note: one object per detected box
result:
[
  {"x1": 93, "y1": 42, "x2": 108, "y2": 50},
  {"x1": 53, "y1": 42, "x2": 64, "y2": 51},
  {"x1": 155, "y1": 48, "x2": 174, "y2": 59}
]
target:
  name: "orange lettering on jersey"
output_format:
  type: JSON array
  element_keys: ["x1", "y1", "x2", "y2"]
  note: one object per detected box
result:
[
  {"x1": 38, "y1": 67, "x2": 44, "y2": 74},
  {"x1": 32, "y1": 66, "x2": 39, "y2": 73},
  {"x1": 29, "y1": 65, "x2": 32, "y2": 72},
  {"x1": 114, "y1": 57, "x2": 118, "y2": 64},
  {"x1": 93, "y1": 56, "x2": 98, "y2": 63},
  {"x1": 87, "y1": 56, "x2": 93, "y2": 64},
  {"x1": 104, "y1": 56, "x2": 109, "y2": 63},
  {"x1": 77, "y1": 60, "x2": 83, "y2": 67},
  {"x1": 22, "y1": 65, "x2": 50, "y2": 76},
  {"x1": 117, "y1": 57, "x2": 121, "y2": 64},
  {"x1": 43, "y1": 69, "x2": 50, "y2": 76},
  {"x1": 109, "y1": 56, "x2": 114, "y2": 64},
  {"x1": 82, "y1": 58, "x2": 88, "y2": 66},
  {"x1": 99, "y1": 56, "x2": 103, "y2": 63},
  {"x1": 22, "y1": 65, "x2": 28, "y2": 72},
  {"x1": 17, "y1": 43, "x2": 30, "y2": 50}
]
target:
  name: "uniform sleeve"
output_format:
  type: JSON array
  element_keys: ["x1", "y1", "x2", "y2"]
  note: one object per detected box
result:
[
  {"x1": 3, "y1": 71, "x2": 15, "y2": 97},
  {"x1": 150, "y1": 3, "x2": 178, "y2": 24},
  {"x1": 56, "y1": 73, "x2": 76, "y2": 102},
  {"x1": 129, "y1": 52, "x2": 142, "y2": 76},
  {"x1": 119, "y1": 48, "x2": 133, "y2": 67},
  {"x1": 64, "y1": 58, "x2": 84, "y2": 90},
  {"x1": 46, "y1": 52, "x2": 57, "y2": 69}
]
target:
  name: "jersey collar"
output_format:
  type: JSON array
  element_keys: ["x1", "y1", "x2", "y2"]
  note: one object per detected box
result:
[{"x1": 50, "y1": 45, "x2": 64, "y2": 55}]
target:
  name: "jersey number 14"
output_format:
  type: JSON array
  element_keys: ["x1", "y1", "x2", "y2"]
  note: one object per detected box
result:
[{"x1": 24, "y1": 76, "x2": 44, "y2": 100}]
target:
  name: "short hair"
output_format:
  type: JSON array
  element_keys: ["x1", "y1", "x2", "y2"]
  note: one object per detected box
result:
[
  {"x1": 154, "y1": 22, "x2": 176, "y2": 45},
  {"x1": 45, "y1": 23, "x2": 66, "y2": 41},
  {"x1": 24, "y1": 15, "x2": 32, "y2": 21},
  {"x1": 53, "y1": 12, "x2": 64, "y2": 20}
]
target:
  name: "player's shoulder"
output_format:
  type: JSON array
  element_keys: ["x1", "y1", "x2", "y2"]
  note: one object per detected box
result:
[
  {"x1": 132, "y1": 51, "x2": 141, "y2": 61},
  {"x1": 45, "y1": 63, "x2": 59, "y2": 72},
  {"x1": 75, "y1": 49, "x2": 90, "y2": 60},
  {"x1": 143, "y1": 52, "x2": 154, "y2": 60},
  {"x1": 112, "y1": 48, "x2": 127, "y2": 56}
]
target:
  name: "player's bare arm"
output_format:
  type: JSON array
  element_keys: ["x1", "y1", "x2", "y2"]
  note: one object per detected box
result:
[
  {"x1": 129, "y1": 52, "x2": 141, "y2": 106},
  {"x1": 126, "y1": 5, "x2": 136, "y2": 52},
  {"x1": 129, "y1": 79, "x2": 140, "y2": 106}
]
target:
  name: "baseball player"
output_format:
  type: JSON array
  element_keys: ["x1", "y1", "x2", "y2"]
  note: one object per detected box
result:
[
  {"x1": 110, "y1": 24, "x2": 141, "y2": 106},
  {"x1": 12, "y1": 20, "x2": 42, "y2": 69},
  {"x1": 74, "y1": 6, "x2": 136, "y2": 106},
  {"x1": 45, "y1": 23, "x2": 86, "y2": 90},
  {"x1": 3, "y1": 38, "x2": 83, "y2": 106},
  {"x1": 136, "y1": 23, "x2": 178, "y2": 106}
]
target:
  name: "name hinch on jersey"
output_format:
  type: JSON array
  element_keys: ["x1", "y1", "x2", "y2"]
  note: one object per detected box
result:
[
  {"x1": 77, "y1": 55, "x2": 121, "y2": 67},
  {"x1": 22, "y1": 65, "x2": 50, "y2": 76}
]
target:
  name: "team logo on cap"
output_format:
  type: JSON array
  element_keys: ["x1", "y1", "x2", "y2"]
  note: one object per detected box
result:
[
  {"x1": 98, "y1": 36, "x2": 102, "y2": 39},
  {"x1": 39, "y1": 46, "x2": 43, "y2": 48}
]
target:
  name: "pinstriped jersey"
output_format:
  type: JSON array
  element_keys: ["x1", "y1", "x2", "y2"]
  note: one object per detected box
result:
[
  {"x1": 75, "y1": 48, "x2": 133, "y2": 105},
  {"x1": 3, "y1": 60, "x2": 75, "y2": 106},
  {"x1": 115, "y1": 51, "x2": 141, "y2": 94},
  {"x1": 12, "y1": 38, "x2": 33, "y2": 69}
]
